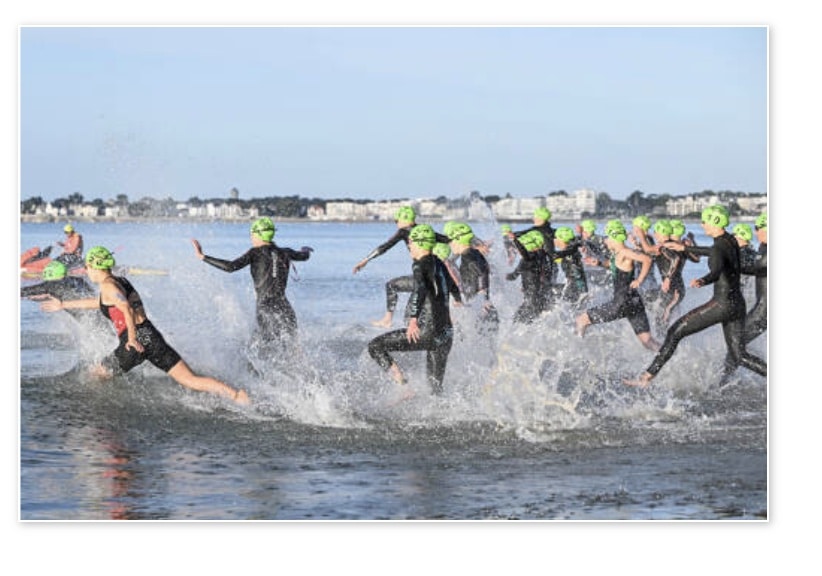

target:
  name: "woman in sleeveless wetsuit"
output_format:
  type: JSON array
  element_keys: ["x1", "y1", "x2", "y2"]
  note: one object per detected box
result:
[
  {"x1": 444, "y1": 221, "x2": 499, "y2": 333},
  {"x1": 41, "y1": 246, "x2": 249, "y2": 405},
  {"x1": 625, "y1": 205, "x2": 767, "y2": 388},
  {"x1": 576, "y1": 220, "x2": 661, "y2": 352}
]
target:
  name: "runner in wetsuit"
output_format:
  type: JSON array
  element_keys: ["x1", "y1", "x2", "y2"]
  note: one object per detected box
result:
[
  {"x1": 624, "y1": 205, "x2": 767, "y2": 388},
  {"x1": 506, "y1": 230, "x2": 548, "y2": 324},
  {"x1": 21, "y1": 261, "x2": 95, "y2": 302},
  {"x1": 21, "y1": 260, "x2": 106, "y2": 330},
  {"x1": 719, "y1": 215, "x2": 768, "y2": 385},
  {"x1": 507, "y1": 207, "x2": 557, "y2": 311},
  {"x1": 740, "y1": 212, "x2": 768, "y2": 344},
  {"x1": 629, "y1": 215, "x2": 662, "y2": 308},
  {"x1": 575, "y1": 220, "x2": 661, "y2": 351},
  {"x1": 192, "y1": 217, "x2": 312, "y2": 348},
  {"x1": 444, "y1": 221, "x2": 499, "y2": 333},
  {"x1": 553, "y1": 226, "x2": 589, "y2": 308},
  {"x1": 367, "y1": 224, "x2": 461, "y2": 395},
  {"x1": 353, "y1": 206, "x2": 450, "y2": 328},
  {"x1": 732, "y1": 223, "x2": 758, "y2": 297},
  {"x1": 40, "y1": 246, "x2": 249, "y2": 405},
  {"x1": 641, "y1": 220, "x2": 687, "y2": 334}
]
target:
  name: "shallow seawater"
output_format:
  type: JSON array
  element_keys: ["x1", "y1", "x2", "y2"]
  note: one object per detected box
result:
[{"x1": 19, "y1": 220, "x2": 768, "y2": 520}]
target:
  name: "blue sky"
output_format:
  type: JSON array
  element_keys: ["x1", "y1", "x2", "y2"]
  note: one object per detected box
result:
[{"x1": 20, "y1": 25, "x2": 767, "y2": 203}]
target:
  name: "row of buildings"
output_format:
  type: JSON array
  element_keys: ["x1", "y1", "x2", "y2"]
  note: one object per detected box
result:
[{"x1": 22, "y1": 188, "x2": 767, "y2": 223}]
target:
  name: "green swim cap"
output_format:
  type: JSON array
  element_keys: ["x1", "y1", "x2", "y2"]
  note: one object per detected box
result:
[
  {"x1": 534, "y1": 207, "x2": 552, "y2": 222},
  {"x1": 605, "y1": 220, "x2": 627, "y2": 243},
  {"x1": 500, "y1": 224, "x2": 512, "y2": 234},
  {"x1": 653, "y1": 219, "x2": 673, "y2": 236},
  {"x1": 409, "y1": 224, "x2": 436, "y2": 251},
  {"x1": 445, "y1": 221, "x2": 474, "y2": 246},
  {"x1": 632, "y1": 215, "x2": 651, "y2": 231},
  {"x1": 395, "y1": 206, "x2": 416, "y2": 223},
  {"x1": 85, "y1": 246, "x2": 115, "y2": 270},
  {"x1": 580, "y1": 220, "x2": 596, "y2": 234},
  {"x1": 701, "y1": 205, "x2": 730, "y2": 228},
  {"x1": 669, "y1": 220, "x2": 686, "y2": 237},
  {"x1": 432, "y1": 242, "x2": 451, "y2": 260},
  {"x1": 42, "y1": 261, "x2": 67, "y2": 281},
  {"x1": 733, "y1": 223, "x2": 753, "y2": 242},
  {"x1": 755, "y1": 212, "x2": 767, "y2": 230},
  {"x1": 555, "y1": 226, "x2": 575, "y2": 244},
  {"x1": 519, "y1": 230, "x2": 545, "y2": 251},
  {"x1": 251, "y1": 217, "x2": 276, "y2": 242}
]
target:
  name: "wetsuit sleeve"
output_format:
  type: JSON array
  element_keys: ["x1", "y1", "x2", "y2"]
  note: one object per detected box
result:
[
  {"x1": 20, "y1": 283, "x2": 50, "y2": 298},
  {"x1": 280, "y1": 247, "x2": 311, "y2": 262},
  {"x1": 742, "y1": 252, "x2": 767, "y2": 277},
  {"x1": 512, "y1": 237, "x2": 530, "y2": 258},
  {"x1": 684, "y1": 245, "x2": 711, "y2": 258},
  {"x1": 434, "y1": 232, "x2": 450, "y2": 244},
  {"x1": 202, "y1": 249, "x2": 254, "y2": 272},
  {"x1": 553, "y1": 240, "x2": 582, "y2": 259},
  {"x1": 363, "y1": 230, "x2": 407, "y2": 262}
]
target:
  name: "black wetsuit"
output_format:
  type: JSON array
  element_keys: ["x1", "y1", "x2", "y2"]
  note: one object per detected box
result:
[
  {"x1": 362, "y1": 226, "x2": 450, "y2": 315},
  {"x1": 586, "y1": 256, "x2": 652, "y2": 336},
  {"x1": 741, "y1": 242, "x2": 767, "y2": 343},
  {"x1": 368, "y1": 253, "x2": 459, "y2": 394},
  {"x1": 653, "y1": 243, "x2": 687, "y2": 332},
  {"x1": 506, "y1": 238, "x2": 548, "y2": 324},
  {"x1": 554, "y1": 240, "x2": 589, "y2": 305},
  {"x1": 99, "y1": 276, "x2": 182, "y2": 375},
  {"x1": 645, "y1": 232, "x2": 767, "y2": 381},
  {"x1": 202, "y1": 243, "x2": 310, "y2": 345},
  {"x1": 514, "y1": 223, "x2": 556, "y2": 308},
  {"x1": 21, "y1": 276, "x2": 96, "y2": 303},
  {"x1": 456, "y1": 247, "x2": 499, "y2": 330}
]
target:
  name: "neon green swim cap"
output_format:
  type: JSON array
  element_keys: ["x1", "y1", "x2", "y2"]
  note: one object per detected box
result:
[
  {"x1": 63, "y1": 224, "x2": 74, "y2": 233},
  {"x1": 85, "y1": 246, "x2": 115, "y2": 270},
  {"x1": 519, "y1": 230, "x2": 545, "y2": 251},
  {"x1": 433, "y1": 243, "x2": 451, "y2": 260},
  {"x1": 409, "y1": 224, "x2": 436, "y2": 251},
  {"x1": 669, "y1": 220, "x2": 686, "y2": 237},
  {"x1": 445, "y1": 221, "x2": 474, "y2": 246},
  {"x1": 733, "y1": 223, "x2": 753, "y2": 242},
  {"x1": 653, "y1": 220, "x2": 673, "y2": 236},
  {"x1": 580, "y1": 220, "x2": 596, "y2": 234},
  {"x1": 605, "y1": 220, "x2": 627, "y2": 243},
  {"x1": 632, "y1": 215, "x2": 651, "y2": 231},
  {"x1": 555, "y1": 226, "x2": 575, "y2": 244},
  {"x1": 395, "y1": 206, "x2": 416, "y2": 223},
  {"x1": 701, "y1": 205, "x2": 729, "y2": 229},
  {"x1": 534, "y1": 207, "x2": 551, "y2": 222},
  {"x1": 42, "y1": 261, "x2": 67, "y2": 281},
  {"x1": 251, "y1": 217, "x2": 276, "y2": 242},
  {"x1": 755, "y1": 212, "x2": 767, "y2": 230},
  {"x1": 500, "y1": 224, "x2": 512, "y2": 234}
]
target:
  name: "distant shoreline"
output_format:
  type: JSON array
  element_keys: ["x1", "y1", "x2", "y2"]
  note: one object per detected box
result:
[{"x1": 20, "y1": 214, "x2": 715, "y2": 225}]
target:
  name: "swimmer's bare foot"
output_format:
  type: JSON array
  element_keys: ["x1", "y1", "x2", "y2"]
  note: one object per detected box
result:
[
  {"x1": 623, "y1": 372, "x2": 653, "y2": 388},
  {"x1": 371, "y1": 312, "x2": 394, "y2": 328},
  {"x1": 233, "y1": 390, "x2": 251, "y2": 406},
  {"x1": 575, "y1": 314, "x2": 590, "y2": 337}
]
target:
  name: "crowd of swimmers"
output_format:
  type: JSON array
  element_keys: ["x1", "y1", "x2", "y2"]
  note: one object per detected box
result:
[{"x1": 21, "y1": 204, "x2": 768, "y2": 406}]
